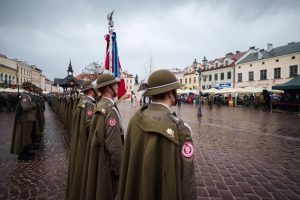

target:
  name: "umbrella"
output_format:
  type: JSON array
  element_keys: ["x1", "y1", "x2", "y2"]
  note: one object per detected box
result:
[{"x1": 202, "y1": 88, "x2": 220, "y2": 94}]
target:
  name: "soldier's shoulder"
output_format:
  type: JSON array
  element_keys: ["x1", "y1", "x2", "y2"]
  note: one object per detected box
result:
[
  {"x1": 94, "y1": 100, "x2": 113, "y2": 115},
  {"x1": 168, "y1": 112, "x2": 192, "y2": 136}
]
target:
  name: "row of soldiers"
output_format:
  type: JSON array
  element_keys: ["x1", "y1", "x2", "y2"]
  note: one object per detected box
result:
[
  {"x1": 50, "y1": 70, "x2": 197, "y2": 200},
  {"x1": 0, "y1": 92, "x2": 19, "y2": 112},
  {"x1": 10, "y1": 82, "x2": 45, "y2": 160}
]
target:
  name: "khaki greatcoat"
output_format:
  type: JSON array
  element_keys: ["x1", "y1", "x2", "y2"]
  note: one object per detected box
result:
[
  {"x1": 118, "y1": 103, "x2": 197, "y2": 200},
  {"x1": 80, "y1": 97, "x2": 124, "y2": 200}
]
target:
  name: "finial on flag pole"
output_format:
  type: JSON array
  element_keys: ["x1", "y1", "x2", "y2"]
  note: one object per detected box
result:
[{"x1": 107, "y1": 10, "x2": 114, "y2": 33}]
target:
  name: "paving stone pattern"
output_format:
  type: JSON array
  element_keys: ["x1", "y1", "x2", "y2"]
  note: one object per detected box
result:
[{"x1": 0, "y1": 102, "x2": 300, "y2": 200}]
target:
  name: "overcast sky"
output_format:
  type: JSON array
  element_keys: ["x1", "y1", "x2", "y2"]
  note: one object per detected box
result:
[{"x1": 1, "y1": 0, "x2": 300, "y2": 81}]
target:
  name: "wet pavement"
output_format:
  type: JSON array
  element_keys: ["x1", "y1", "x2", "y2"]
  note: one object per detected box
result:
[{"x1": 0, "y1": 102, "x2": 300, "y2": 199}]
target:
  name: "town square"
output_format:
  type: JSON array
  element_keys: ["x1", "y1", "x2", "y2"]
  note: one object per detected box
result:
[{"x1": 1, "y1": 0, "x2": 300, "y2": 199}]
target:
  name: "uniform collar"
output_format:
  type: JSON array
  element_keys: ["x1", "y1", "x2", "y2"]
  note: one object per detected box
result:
[
  {"x1": 102, "y1": 97, "x2": 115, "y2": 105},
  {"x1": 86, "y1": 95, "x2": 96, "y2": 103},
  {"x1": 149, "y1": 102, "x2": 170, "y2": 113},
  {"x1": 135, "y1": 106, "x2": 179, "y2": 145}
]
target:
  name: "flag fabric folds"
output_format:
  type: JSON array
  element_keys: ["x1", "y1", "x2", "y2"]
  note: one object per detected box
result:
[{"x1": 104, "y1": 32, "x2": 126, "y2": 99}]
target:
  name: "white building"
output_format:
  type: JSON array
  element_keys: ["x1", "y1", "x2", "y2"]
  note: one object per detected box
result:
[
  {"x1": 235, "y1": 42, "x2": 300, "y2": 90},
  {"x1": 201, "y1": 49, "x2": 254, "y2": 89}
]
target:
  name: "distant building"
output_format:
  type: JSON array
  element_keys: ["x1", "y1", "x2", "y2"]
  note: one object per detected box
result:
[
  {"x1": 53, "y1": 60, "x2": 82, "y2": 92},
  {"x1": 31, "y1": 65, "x2": 42, "y2": 88},
  {"x1": 201, "y1": 50, "x2": 251, "y2": 89},
  {"x1": 235, "y1": 42, "x2": 300, "y2": 90},
  {"x1": 40, "y1": 74, "x2": 46, "y2": 91},
  {"x1": 45, "y1": 78, "x2": 53, "y2": 92},
  {"x1": 16, "y1": 60, "x2": 32, "y2": 84},
  {"x1": 0, "y1": 54, "x2": 17, "y2": 85},
  {"x1": 122, "y1": 70, "x2": 135, "y2": 95}
]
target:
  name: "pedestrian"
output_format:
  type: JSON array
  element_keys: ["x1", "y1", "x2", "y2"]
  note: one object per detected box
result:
[
  {"x1": 66, "y1": 80, "x2": 96, "y2": 200},
  {"x1": 208, "y1": 94, "x2": 213, "y2": 109},
  {"x1": 80, "y1": 74, "x2": 124, "y2": 200},
  {"x1": 133, "y1": 94, "x2": 136, "y2": 107},
  {"x1": 118, "y1": 69, "x2": 197, "y2": 200},
  {"x1": 10, "y1": 82, "x2": 37, "y2": 160}
]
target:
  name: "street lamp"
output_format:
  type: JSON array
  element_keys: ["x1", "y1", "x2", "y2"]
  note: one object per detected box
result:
[{"x1": 193, "y1": 58, "x2": 202, "y2": 117}]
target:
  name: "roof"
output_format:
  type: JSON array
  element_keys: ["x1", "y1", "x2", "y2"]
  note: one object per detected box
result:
[
  {"x1": 238, "y1": 42, "x2": 300, "y2": 64},
  {"x1": 272, "y1": 75, "x2": 300, "y2": 90},
  {"x1": 53, "y1": 76, "x2": 82, "y2": 87}
]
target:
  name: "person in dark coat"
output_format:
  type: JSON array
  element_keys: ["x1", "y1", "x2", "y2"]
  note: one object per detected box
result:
[
  {"x1": 118, "y1": 70, "x2": 197, "y2": 200},
  {"x1": 80, "y1": 74, "x2": 124, "y2": 200},
  {"x1": 10, "y1": 82, "x2": 37, "y2": 160},
  {"x1": 66, "y1": 80, "x2": 96, "y2": 200}
]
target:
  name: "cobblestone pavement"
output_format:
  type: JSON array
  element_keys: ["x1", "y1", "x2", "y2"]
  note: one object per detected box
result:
[
  {"x1": 0, "y1": 104, "x2": 70, "y2": 200},
  {"x1": 0, "y1": 102, "x2": 300, "y2": 200}
]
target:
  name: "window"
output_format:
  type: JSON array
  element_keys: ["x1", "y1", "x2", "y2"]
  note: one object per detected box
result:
[
  {"x1": 215, "y1": 63, "x2": 218, "y2": 68},
  {"x1": 237, "y1": 73, "x2": 242, "y2": 82},
  {"x1": 289, "y1": 65, "x2": 298, "y2": 77},
  {"x1": 248, "y1": 71, "x2": 254, "y2": 81},
  {"x1": 189, "y1": 78, "x2": 191, "y2": 84},
  {"x1": 260, "y1": 70, "x2": 267, "y2": 80},
  {"x1": 276, "y1": 59, "x2": 279, "y2": 62},
  {"x1": 225, "y1": 60, "x2": 228, "y2": 66},
  {"x1": 227, "y1": 71, "x2": 232, "y2": 79},
  {"x1": 221, "y1": 73, "x2": 224, "y2": 80},
  {"x1": 262, "y1": 62, "x2": 265, "y2": 65},
  {"x1": 209, "y1": 75, "x2": 212, "y2": 81},
  {"x1": 180, "y1": 79, "x2": 182, "y2": 83},
  {"x1": 193, "y1": 77, "x2": 196, "y2": 83},
  {"x1": 250, "y1": 64, "x2": 252, "y2": 67},
  {"x1": 185, "y1": 78, "x2": 187, "y2": 84},
  {"x1": 214, "y1": 74, "x2": 218, "y2": 81},
  {"x1": 292, "y1": 56, "x2": 295, "y2": 59},
  {"x1": 203, "y1": 76, "x2": 207, "y2": 82},
  {"x1": 274, "y1": 68, "x2": 281, "y2": 79}
]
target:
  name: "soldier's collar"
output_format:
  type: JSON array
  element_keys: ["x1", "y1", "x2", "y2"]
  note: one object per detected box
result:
[
  {"x1": 102, "y1": 97, "x2": 114, "y2": 105},
  {"x1": 136, "y1": 107, "x2": 179, "y2": 144},
  {"x1": 148, "y1": 102, "x2": 170, "y2": 113},
  {"x1": 86, "y1": 95, "x2": 96, "y2": 103}
]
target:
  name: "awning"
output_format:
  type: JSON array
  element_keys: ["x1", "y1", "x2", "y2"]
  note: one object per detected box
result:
[{"x1": 272, "y1": 75, "x2": 300, "y2": 90}]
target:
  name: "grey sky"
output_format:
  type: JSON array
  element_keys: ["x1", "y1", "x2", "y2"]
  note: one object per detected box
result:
[{"x1": 1, "y1": 0, "x2": 300, "y2": 81}]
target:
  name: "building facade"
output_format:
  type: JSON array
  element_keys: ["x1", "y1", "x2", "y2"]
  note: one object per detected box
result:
[
  {"x1": 31, "y1": 65, "x2": 42, "y2": 88},
  {"x1": 122, "y1": 71, "x2": 135, "y2": 92},
  {"x1": 201, "y1": 51, "x2": 250, "y2": 89},
  {"x1": 0, "y1": 54, "x2": 17, "y2": 85},
  {"x1": 45, "y1": 78, "x2": 53, "y2": 92},
  {"x1": 40, "y1": 74, "x2": 46, "y2": 91},
  {"x1": 235, "y1": 42, "x2": 300, "y2": 90},
  {"x1": 17, "y1": 61, "x2": 32, "y2": 84}
]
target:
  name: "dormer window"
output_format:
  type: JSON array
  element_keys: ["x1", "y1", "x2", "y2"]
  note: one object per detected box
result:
[
  {"x1": 215, "y1": 63, "x2": 218, "y2": 68},
  {"x1": 225, "y1": 60, "x2": 228, "y2": 66}
]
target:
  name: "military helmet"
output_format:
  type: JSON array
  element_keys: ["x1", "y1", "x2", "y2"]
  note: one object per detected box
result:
[
  {"x1": 22, "y1": 82, "x2": 34, "y2": 89},
  {"x1": 94, "y1": 74, "x2": 120, "y2": 89},
  {"x1": 81, "y1": 80, "x2": 95, "y2": 92},
  {"x1": 143, "y1": 69, "x2": 184, "y2": 96}
]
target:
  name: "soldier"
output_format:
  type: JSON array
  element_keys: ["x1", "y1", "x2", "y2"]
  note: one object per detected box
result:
[
  {"x1": 67, "y1": 80, "x2": 96, "y2": 200},
  {"x1": 10, "y1": 82, "x2": 37, "y2": 160},
  {"x1": 118, "y1": 70, "x2": 197, "y2": 200},
  {"x1": 80, "y1": 74, "x2": 124, "y2": 200}
]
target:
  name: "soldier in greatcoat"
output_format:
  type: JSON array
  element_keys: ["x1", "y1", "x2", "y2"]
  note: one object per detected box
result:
[
  {"x1": 66, "y1": 80, "x2": 96, "y2": 200},
  {"x1": 118, "y1": 70, "x2": 197, "y2": 200},
  {"x1": 80, "y1": 74, "x2": 124, "y2": 200},
  {"x1": 10, "y1": 82, "x2": 37, "y2": 160}
]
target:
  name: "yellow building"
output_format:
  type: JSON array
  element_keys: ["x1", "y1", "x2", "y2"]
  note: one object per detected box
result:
[{"x1": 0, "y1": 54, "x2": 17, "y2": 85}]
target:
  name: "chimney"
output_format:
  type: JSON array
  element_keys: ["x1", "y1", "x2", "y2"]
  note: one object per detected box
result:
[
  {"x1": 226, "y1": 52, "x2": 233, "y2": 57},
  {"x1": 258, "y1": 50, "x2": 263, "y2": 59},
  {"x1": 236, "y1": 51, "x2": 240, "y2": 54},
  {"x1": 267, "y1": 43, "x2": 273, "y2": 52},
  {"x1": 249, "y1": 46, "x2": 255, "y2": 50}
]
